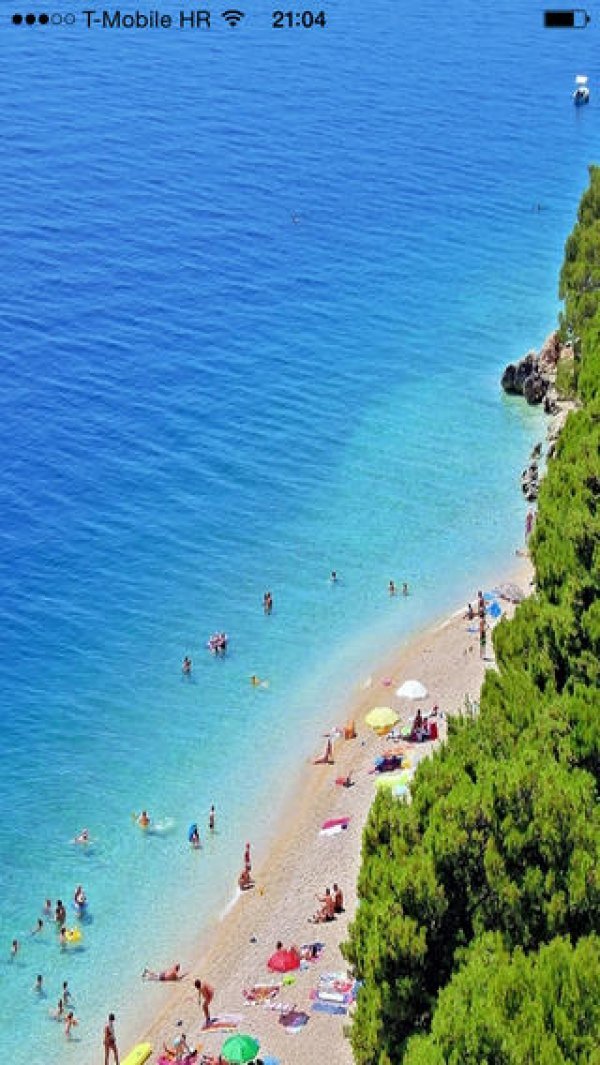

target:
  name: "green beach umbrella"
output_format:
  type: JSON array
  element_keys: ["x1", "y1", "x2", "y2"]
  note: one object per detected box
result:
[
  {"x1": 221, "y1": 1033, "x2": 260, "y2": 1063},
  {"x1": 365, "y1": 706, "x2": 399, "y2": 731}
]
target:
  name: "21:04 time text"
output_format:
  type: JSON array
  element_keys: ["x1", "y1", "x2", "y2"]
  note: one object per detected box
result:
[{"x1": 272, "y1": 10, "x2": 327, "y2": 27}]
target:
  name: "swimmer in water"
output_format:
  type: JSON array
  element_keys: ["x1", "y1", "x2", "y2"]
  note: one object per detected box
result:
[
  {"x1": 10, "y1": 939, "x2": 19, "y2": 961},
  {"x1": 74, "y1": 885, "x2": 87, "y2": 908},
  {"x1": 42, "y1": 899, "x2": 53, "y2": 917},
  {"x1": 182, "y1": 656, "x2": 192, "y2": 676},
  {"x1": 50, "y1": 997, "x2": 65, "y2": 1021},
  {"x1": 64, "y1": 1011, "x2": 78, "y2": 1038},
  {"x1": 74, "y1": 828, "x2": 90, "y2": 845},
  {"x1": 330, "y1": 570, "x2": 338, "y2": 582},
  {"x1": 31, "y1": 918, "x2": 44, "y2": 936},
  {"x1": 250, "y1": 674, "x2": 270, "y2": 688},
  {"x1": 33, "y1": 974, "x2": 44, "y2": 994},
  {"x1": 62, "y1": 981, "x2": 72, "y2": 1006},
  {"x1": 138, "y1": 811, "x2": 150, "y2": 828}
]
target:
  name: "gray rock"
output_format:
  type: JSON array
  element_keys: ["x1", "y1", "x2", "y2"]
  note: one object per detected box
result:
[
  {"x1": 522, "y1": 373, "x2": 549, "y2": 405},
  {"x1": 501, "y1": 351, "x2": 538, "y2": 395}
]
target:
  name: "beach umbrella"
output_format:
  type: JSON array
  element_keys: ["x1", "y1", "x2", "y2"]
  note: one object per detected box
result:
[
  {"x1": 221, "y1": 1033, "x2": 260, "y2": 1063},
  {"x1": 267, "y1": 947, "x2": 301, "y2": 973},
  {"x1": 396, "y1": 679, "x2": 428, "y2": 700},
  {"x1": 365, "y1": 706, "x2": 399, "y2": 731},
  {"x1": 488, "y1": 600, "x2": 502, "y2": 619},
  {"x1": 496, "y1": 582, "x2": 526, "y2": 603},
  {"x1": 375, "y1": 769, "x2": 412, "y2": 790}
]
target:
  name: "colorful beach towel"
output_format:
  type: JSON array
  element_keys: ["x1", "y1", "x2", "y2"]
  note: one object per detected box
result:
[
  {"x1": 310, "y1": 1000, "x2": 348, "y2": 1016},
  {"x1": 279, "y1": 1009, "x2": 309, "y2": 1032},
  {"x1": 200, "y1": 1015, "x2": 242, "y2": 1034}
]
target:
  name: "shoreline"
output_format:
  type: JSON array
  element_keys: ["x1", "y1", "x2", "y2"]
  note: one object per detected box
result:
[{"x1": 119, "y1": 552, "x2": 533, "y2": 1065}]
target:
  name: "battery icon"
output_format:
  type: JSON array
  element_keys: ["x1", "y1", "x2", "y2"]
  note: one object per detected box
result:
[{"x1": 544, "y1": 9, "x2": 590, "y2": 27}]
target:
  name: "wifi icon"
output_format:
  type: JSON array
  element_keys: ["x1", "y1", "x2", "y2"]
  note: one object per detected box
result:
[{"x1": 221, "y1": 8, "x2": 245, "y2": 25}]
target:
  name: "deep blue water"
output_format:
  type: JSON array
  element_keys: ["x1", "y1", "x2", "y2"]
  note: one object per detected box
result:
[{"x1": 0, "y1": 2, "x2": 597, "y2": 1061}]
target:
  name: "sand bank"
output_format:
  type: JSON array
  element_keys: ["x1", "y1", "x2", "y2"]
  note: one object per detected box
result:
[{"x1": 129, "y1": 556, "x2": 532, "y2": 1065}]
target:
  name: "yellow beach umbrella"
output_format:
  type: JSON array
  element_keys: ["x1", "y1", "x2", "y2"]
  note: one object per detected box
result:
[{"x1": 365, "y1": 706, "x2": 399, "y2": 731}]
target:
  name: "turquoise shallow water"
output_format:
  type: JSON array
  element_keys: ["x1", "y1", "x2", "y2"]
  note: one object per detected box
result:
[{"x1": 0, "y1": 1, "x2": 598, "y2": 1060}]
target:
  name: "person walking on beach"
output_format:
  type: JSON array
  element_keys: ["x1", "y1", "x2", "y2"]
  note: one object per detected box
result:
[
  {"x1": 477, "y1": 590, "x2": 485, "y2": 619},
  {"x1": 244, "y1": 841, "x2": 251, "y2": 873},
  {"x1": 103, "y1": 1012, "x2": 119, "y2": 1065},
  {"x1": 194, "y1": 978, "x2": 214, "y2": 1027},
  {"x1": 209, "y1": 804, "x2": 215, "y2": 832},
  {"x1": 479, "y1": 616, "x2": 487, "y2": 659}
]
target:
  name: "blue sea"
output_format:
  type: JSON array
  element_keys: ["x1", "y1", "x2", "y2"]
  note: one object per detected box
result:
[{"x1": 0, "y1": 1, "x2": 597, "y2": 1060}]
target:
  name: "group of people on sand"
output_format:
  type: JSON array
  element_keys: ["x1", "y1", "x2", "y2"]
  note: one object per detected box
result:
[
  {"x1": 311, "y1": 883, "x2": 344, "y2": 923},
  {"x1": 408, "y1": 707, "x2": 439, "y2": 743},
  {"x1": 464, "y1": 591, "x2": 490, "y2": 658}
]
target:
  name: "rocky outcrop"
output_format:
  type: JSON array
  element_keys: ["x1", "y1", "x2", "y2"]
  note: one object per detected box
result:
[
  {"x1": 501, "y1": 331, "x2": 563, "y2": 405},
  {"x1": 506, "y1": 333, "x2": 580, "y2": 499}
]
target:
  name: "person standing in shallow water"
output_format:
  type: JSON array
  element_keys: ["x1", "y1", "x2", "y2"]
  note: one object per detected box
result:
[
  {"x1": 389, "y1": 580, "x2": 396, "y2": 596},
  {"x1": 182, "y1": 656, "x2": 192, "y2": 676},
  {"x1": 263, "y1": 591, "x2": 273, "y2": 614},
  {"x1": 209, "y1": 805, "x2": 215, "y2": 832}
]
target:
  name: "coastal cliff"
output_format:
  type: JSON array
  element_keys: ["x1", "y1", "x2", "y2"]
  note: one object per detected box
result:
[{"x1": 344, "y1": 170, "x2": 600, "y2": 1064}]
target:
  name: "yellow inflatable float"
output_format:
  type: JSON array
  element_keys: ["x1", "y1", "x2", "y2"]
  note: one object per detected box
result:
[
  {"x1": 65, "y1": 928, "x2": 82, "y2": 944},
  {"x1": 121, "y1": 1043, "x2": 152, "y2": 1065}
]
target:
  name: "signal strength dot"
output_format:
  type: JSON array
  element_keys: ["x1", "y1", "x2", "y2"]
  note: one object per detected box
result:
[{"x1": 221, "y1": 9, "x2": 245, "y2": 26}]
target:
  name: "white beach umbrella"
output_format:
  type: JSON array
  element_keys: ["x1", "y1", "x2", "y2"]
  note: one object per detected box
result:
[{"x1": 396, "y1": 679, "x2": 428, "y2": 700}]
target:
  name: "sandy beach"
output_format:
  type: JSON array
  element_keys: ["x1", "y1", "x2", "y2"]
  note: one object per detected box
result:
[{"x1": 129, "y1": 555, "x2": 532, "y2": 1065}]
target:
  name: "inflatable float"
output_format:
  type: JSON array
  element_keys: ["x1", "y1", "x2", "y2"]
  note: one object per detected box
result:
[
  {"x1": 121, "y1": 1043, "x2": 153, "y2": 1065},
  {"x1": 320, "y1": 816, "x2": 350, "y2": 836},
  {"x1": 207, "y1": 632, "x2": 228, "y2": 655},
  {"x1": 65, "y1": 928, "x2": 82, "y2": 944}
]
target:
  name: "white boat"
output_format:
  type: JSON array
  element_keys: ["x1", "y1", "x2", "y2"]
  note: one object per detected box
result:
[{"x1": 573, "y1": 75, "x2": 590, "y2": 106}]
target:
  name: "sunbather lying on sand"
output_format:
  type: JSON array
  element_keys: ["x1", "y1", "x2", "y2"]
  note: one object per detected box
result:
[{"x1": 142, "y1": 963, "x2": 181, "y2": 982}]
